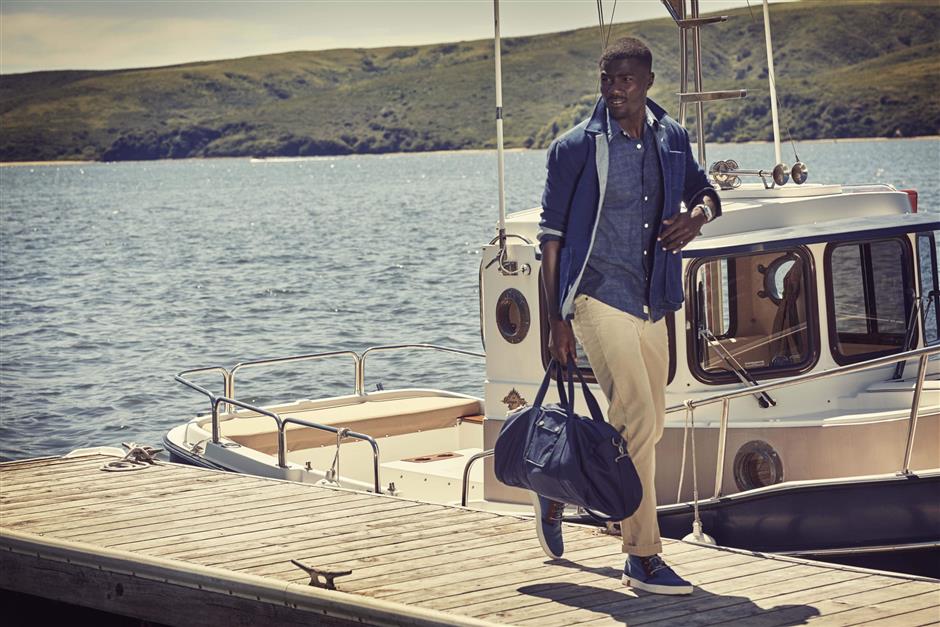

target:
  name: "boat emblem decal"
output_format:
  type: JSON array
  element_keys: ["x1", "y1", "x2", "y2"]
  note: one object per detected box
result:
[{"x1": 502, "y1": 388, "x2": 527, "y2": 411}]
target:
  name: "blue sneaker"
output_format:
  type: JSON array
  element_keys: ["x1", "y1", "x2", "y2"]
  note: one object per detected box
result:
[
  {"x1": 622, "y1": 554, "x2": 693, "y2": 595},
  {"x1": 530, "y1": 491, "x2": 565, "y2": 559}
]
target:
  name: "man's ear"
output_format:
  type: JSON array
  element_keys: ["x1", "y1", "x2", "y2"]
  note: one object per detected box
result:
[{"x1": 648, "y1": 71, "x2": 655, "y2": 89}]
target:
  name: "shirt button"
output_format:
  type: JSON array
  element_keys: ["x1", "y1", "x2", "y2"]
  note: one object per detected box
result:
[
  {"x1": 644, "y1": 195, "x2": 649, "y2": 201},
  {"x1": 636, "y1": 143, "x2": 642, "y2": 150},
  {"x1": 644, "y1": 223, "x2": 649, "y2": 228},
  {"x1": 643, "y1": 250, "x2": 648, "y2": 256}
]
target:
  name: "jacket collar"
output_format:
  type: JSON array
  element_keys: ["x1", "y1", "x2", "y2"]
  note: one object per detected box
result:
[{"x1": 585, "y1": 97, "x2": 668, "y2": 136}]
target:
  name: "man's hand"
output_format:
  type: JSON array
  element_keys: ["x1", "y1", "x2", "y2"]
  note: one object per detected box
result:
[
  {"x1": 549, "y1": 318, "x2": 578, "y2": 365},
  {"x1": 658, "y1": 205, "x2": 709, "y2": 253}
]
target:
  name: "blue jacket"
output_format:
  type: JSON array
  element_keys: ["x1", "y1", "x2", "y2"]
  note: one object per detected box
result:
[{"x1": 539, "y1": 97, "x2": 720, "y2": 320}]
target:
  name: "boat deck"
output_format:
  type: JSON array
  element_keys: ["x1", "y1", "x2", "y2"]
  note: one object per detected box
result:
[{"x1": 1, "y1": 453, "x2": 937, "y2": 626}]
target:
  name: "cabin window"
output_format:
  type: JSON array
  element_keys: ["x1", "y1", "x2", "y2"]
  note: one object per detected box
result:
[
  {"x1": 688, "y1": 247, "x2": 818, "y2": 383},
  {"x1": 824, "y1": 237, "x2": 915, "y2": 364},
  {"x1": 917, "y1": 231, "x2": 940, "y2": 346}
]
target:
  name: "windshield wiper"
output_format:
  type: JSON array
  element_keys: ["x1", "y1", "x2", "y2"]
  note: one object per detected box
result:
[{"x1": 696, "y1": 281, "x2": 776, "y2": 409}]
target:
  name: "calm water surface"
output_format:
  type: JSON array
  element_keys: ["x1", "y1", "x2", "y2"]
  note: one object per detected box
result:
[{"x1": 2, "y1": 139, "x2": 938, "y2": 460}]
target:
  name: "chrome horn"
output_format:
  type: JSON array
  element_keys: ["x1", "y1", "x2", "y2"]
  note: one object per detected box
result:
[
  {"x1": 791, "y1": 161, "x2": 809, "y2": 185},
  {"x1": 709, "y1": 159, "x2": 809, "y2": 190}
]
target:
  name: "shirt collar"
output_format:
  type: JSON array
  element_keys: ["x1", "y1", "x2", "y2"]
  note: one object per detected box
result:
[{"x1": 606, "y1": 106, "x2": 659, "y2": 142}]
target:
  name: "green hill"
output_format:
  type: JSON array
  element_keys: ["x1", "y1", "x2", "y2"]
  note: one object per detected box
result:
[{"x1": 1, "y1": 1, "x2": 938, "y2": 162}]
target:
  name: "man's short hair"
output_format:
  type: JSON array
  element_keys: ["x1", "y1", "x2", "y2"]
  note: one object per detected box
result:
[{"x1": 599, "y1": 37, "x2": 653, "y2": 72}]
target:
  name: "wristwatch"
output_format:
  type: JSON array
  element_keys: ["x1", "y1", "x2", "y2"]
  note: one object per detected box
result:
[{"x1": 698, "y1": 202, "x2": 714, "y2": 222}]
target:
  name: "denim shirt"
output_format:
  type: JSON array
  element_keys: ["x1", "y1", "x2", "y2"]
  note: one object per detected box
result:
[
  {"x1": 578, "y1": 114, "x2": 665, "y2": 320},
  {"x1": 538, "y1": 97, "x2": 721, "y2": 320}
]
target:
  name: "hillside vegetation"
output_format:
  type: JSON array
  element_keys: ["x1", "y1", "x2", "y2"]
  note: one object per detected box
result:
[{"x1": 1, "y1": 1, "x2": 938, "y2": 162}]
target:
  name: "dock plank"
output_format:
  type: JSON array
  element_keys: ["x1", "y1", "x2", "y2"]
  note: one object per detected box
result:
[
  {"x1": 804, "y1": 585, "x2": 940, "y2": 626},
  {"x1": 17, "y1": 488, "x2": 363, "y2": 539},
  {"x1": 159, "y1": 507, "x2": 497, "y2": 562},
  {"x1": 854, "y1": 604, "x2": 940, "y2": 626},
  {"x1": 1, "y1": 454, "x2": 936, "y2": 627},
  {"x1": 178, "y1": 509, "x2": 520, "y2": 569},
  {"x1": 110, "y1": 502, "x2": 441, "y2": 553},
  {"x1": 459, "y1": 552, "x2": 762, "y2": 621},
  {"x1": 623, "y1": 574, "x2": 899, "y2": 627},
  {"x1": 45, "y1": 488, "x2": 389, "y2": 541},
  {"x1": 328, "y1": 533, "x2": 623, "y2": 594},
  {"x1": 0, "y1": 478, "x2": 326, "y2": 526},
  {"x1": 409, "y1": 553, "x2": 797, "y2": 612}
]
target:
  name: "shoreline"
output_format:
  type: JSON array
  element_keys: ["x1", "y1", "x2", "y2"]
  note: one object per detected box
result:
[{"x1": 3, "y1": 135, "x2": 938, "y2": 167}]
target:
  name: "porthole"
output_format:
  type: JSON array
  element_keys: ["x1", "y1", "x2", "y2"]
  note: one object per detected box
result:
[
  {"x1": 495, "y1": 288, "x2": 530, "y2": 344},
  {"x1": 733, "y1": 440, "x2": 784, "y2": 491},
  {"x1": 759, "y1": 253, "x2": 799, "y2": 304}
]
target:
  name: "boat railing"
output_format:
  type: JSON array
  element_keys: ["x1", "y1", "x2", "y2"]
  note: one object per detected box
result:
[
  {"x1": 176, "y1": 343, "x2": 483, "y2": 416},
  {"x1": 174, "y1": 372, "x2": 383, "y2": 493},
  {"x1": 279, "y1": 416, "x2": 383, "y2": 494},
  {"x1": 459, "y1": 343, "x2": 939, "y2": 507},
  {"x1": 230, "y1": 350, "x2": 361, "y2": 407},
  {"x1": 176, "y1": 343, "x2": 483, "y2": 492},
  {"x1": 174, "y1": 367, "x2": 232, "y2": 441},
  {"x1": 358, "y1": 344, "x2": 485, "y2": 394},
  {"x1": 669, "y1": 343, "x2": 939, "y2": 500}
]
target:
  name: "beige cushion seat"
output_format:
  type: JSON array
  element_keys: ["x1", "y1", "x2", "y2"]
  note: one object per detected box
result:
[{"x1": 219, "y1": 395, "x2": 482, "y2": 455}]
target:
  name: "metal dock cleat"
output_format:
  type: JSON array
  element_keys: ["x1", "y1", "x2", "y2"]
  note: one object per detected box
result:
[
  {"x1": 291, "y1": 559, "x2": 352, "y2": 590},
  {"x1": 100, "y1": 442, "x2": 163, "y2": 472}
]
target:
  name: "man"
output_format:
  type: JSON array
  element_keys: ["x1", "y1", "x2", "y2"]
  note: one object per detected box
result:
[{"x1": 535, "y1": 37, "x2": 720, "y2": 596}]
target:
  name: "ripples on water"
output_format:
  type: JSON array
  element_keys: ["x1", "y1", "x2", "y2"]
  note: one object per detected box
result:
[{"x1": 1, "y1": 139, "x2": 938, "y2": 460}]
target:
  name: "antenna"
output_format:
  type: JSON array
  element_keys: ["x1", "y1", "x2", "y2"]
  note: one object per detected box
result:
[
  {"x1": 493, "y1": 0, "x2": 505, "y2": 251},
  {"x1": 761, "y1": 0, "x2": 782, "y2": 166}
]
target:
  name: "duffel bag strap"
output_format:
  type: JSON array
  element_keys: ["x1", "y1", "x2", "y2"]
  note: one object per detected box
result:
[
  {"x1": 565, "y1": 357, "x2": 606, "y2": 423},
  {"x1": 532, "y1": 359, "x2": 561, "y2": 409}
]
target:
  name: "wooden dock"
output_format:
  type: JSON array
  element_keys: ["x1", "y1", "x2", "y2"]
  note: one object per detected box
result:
[{"x1": 1, "y1": 453, "x2": 937, "y2": 626}]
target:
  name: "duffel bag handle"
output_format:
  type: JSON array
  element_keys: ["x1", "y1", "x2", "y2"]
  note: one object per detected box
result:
[
  {"x1": 564, "y1": 357, "x2": 606, "y2": 423},
  {"x1": 531, "y1": 360, "x2": 559, "y2": 410},
  {"x1": 534, "y1": 359, "x2": 606, "y2": 425},
  {"x1": 533, "y1": 360, "x2": 573, "y2": 412}
]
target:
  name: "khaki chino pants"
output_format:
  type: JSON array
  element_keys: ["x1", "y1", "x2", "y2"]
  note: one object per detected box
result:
[{"x1": 572, "y1": 294, "x2": 667, "y2": 557}]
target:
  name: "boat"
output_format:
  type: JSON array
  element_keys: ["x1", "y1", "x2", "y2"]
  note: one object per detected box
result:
[{"x1": 164, "y1": 0, "x2": 940, "y2": 577}]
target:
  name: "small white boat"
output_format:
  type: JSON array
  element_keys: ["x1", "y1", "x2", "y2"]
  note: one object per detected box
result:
[{"x1": 165, "y1": 0, "x2": 940, "y2": 576}]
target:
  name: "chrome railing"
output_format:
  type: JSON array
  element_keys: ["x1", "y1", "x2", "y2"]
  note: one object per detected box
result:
[
  {"x1": 459, "y1": 344, "x2": 939, "y2": 507},
  {"x1": 359, "y1": 344, "x2": 485, "y2": 395},
  {"x1": 230, "y1": 350, "x2": 360, "y2": 400},
  {"x1": 461, "y1": 449, "x2": 494, "y2": 507},
  {"x1": 175, "y1": 343, "x2": 483, "y2": 492},
  {"x1": 174, "y1": 373, "x2": 383, "y2": 493},
  {"x1": 666, "y1": 344, "x2": 940, "y2": 499}
]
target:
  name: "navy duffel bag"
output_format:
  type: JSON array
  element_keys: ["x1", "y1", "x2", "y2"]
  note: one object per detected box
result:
[{"x1": 493, "y1": 359, "x2": 642, "y2": 522}]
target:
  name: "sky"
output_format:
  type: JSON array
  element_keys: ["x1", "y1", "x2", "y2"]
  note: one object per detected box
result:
[{"x1": 0, "y1": 0, "x2": 792, "y2": 75}]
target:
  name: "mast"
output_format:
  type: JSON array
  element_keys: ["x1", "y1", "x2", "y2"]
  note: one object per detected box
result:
[
  {"x1": 493, "y1": 0, "x2": 508, "y2": 261},
  {"x1": 762, "y1": 0, "x2": 783, "y2": 166}
]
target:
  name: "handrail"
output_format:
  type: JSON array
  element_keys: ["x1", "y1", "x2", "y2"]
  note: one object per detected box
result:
[
  {"x1": 174, "y1": 367, "x2": 231, "y2": 441},
  {"x1": 213, "y1": 396, "x2": 286, "y2": 465},
  {"x1": 461, "y1": 449, "x2": 494, "y2": 507},
  {"x1": 281, "y1": 417, "x2": 383, "y2": 494},
  {"x1": 175, "y1": 344, "x2": 482, "y2": 496},
  {"x1": 230, "y1": 350, "x2": 360, "y2": 401},
  {"x1": 358, "y1": 344, "x2": 485, "y2": 395},
  {"x1": 172, "y1": 385, "x2": 384, "y2": 493},
  {"x1": 665, "y1": 344, "x2": 939, "y2": 499},
  {"x1": 666, "y1": 344, "x2": 938, "y2": 414}
]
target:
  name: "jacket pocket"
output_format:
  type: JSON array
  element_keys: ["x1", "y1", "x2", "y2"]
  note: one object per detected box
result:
[{"x1": 664, "y1": 250, "x2": 684, "y2": 305}]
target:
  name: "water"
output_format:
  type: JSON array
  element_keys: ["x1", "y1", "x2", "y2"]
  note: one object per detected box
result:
[{"x1": 1, "y1": 138, "x2": 938, "y2": 460}]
